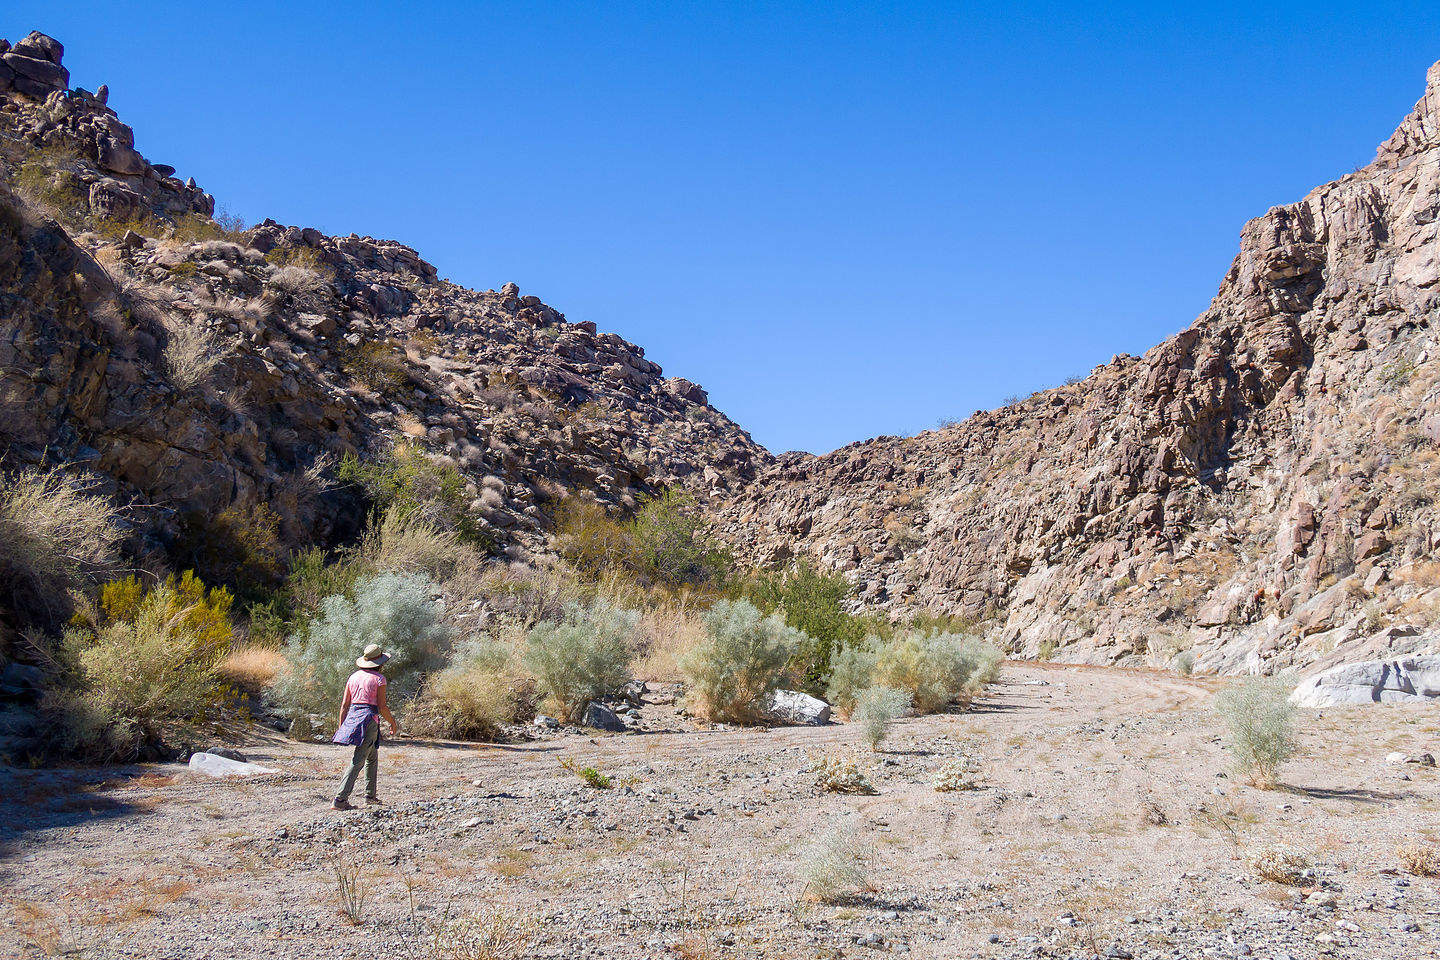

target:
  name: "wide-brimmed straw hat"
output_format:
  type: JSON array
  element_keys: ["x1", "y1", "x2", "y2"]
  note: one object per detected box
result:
[{"x1": 356, "y1": 644, "x2": 391, "y2": 669}]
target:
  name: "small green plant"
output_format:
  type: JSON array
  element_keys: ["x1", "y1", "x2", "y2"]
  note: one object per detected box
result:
[
  {"x1": 875, "y1": 630, "x2": 1002, "y2": 713},
  {"x1": 1173, "y1": 650, "x2": 1196, "y2": 676},
  {"x1": 1037, "y1": 638, "x2": 1057, "y2": 661},
  {"x1": 795, "y1": 827, "x2": 870, "y2": 903},
  {"x1": 679, "y1": 599, "x2": 805, "y2": 722},
  {"x1": 628, "y1": 490, "x2": 731, "y2": 588},
  {"x1": 852, "y1": 686, "x2": 909, "y2": 751},
  {"x1": 1213, "y1": 674, "x2": 1298, "y2": 788},
  {"x1": 524, "y1": 601, "x2": 636, "y2": 722},
  {"x1": 809, "y1": 752, "x2": 877, "y2": 795},
  {"x1": 560, "y1": 758, "x2": 613, "y2": 789}
]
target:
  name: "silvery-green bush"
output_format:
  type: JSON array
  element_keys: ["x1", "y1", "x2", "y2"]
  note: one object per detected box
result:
[
  {"x1": 271, "y1": 571, "x2": 450, "y2": 721},
  {"x1": 853, "y1": 686, "x2": 910, "y2": 751},
  {"x1": 680, "y1": 599, "x2": 805, "y2": 722},
  {"x1": 524, "y1": 601, "x2": 636, "y2": 721},
  {"x1": 796, "y1": 826, "x2": 871, "y2": 903},
  {"x1": 1213, "y1": 674, "x2": 1297, "y2": 787},
  {"x1": 824, "y1": 635, "x2": 882, "y2": 716}
]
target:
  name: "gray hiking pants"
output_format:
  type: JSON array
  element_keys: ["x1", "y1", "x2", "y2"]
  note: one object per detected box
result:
[{"x1": 336, "y1": 717, "x2": 379, "y2": 801}]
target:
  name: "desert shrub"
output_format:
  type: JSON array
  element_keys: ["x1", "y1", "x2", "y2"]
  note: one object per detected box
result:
[
  {"x1": 171, "y1": 212, "x2": 246, "y2": 243},
  {"x1": 810, "y1": 752, "x2": 877, "y2": 794},
  {"x1": 852, "y1": 686, "x2": 909, "y2": 751},
  {"x1": 1396, "y1": 840, "x2": 1440, "y2": 877},
  {"x1": 173, "y1": 502, "x2": 286, "y2": 603},
  {"x1": 523, "y1": 601, "x2": 636, "y2": 721},
  {"x1": 748, "y1": 560, "x2": 868, "y2": 695},
  {"x1": 271, "y1": 572, "x2": 450, "y2": 721},
  {"x1": 932, "y1": 755, "x2": 982, "y2": 791},
  {"x1": 628, "y1": 490, "x2": 730, "y2": 589},
  {"x1": 0, "y1": 466, "x2": 125, "y2": 628},
  {"x1": 825, "y1": 635, "x2": 883, "y2": 716},
  {"x1": 1246, "y1": 844, "x2": 1313, "y2": 885},
  {"x1": 339, "y1": 445, "x2": 488, "y2": 544},
  {"x1": 679, "y1": 599, "x2": 805, "y2": 722},
  {"x1": 873, "y1": 631, "x2": 1002, "y2": 713},
  {"x1": 341, "y1": 340, "x2": 410, "y2": 397},
  {"x1": 50, "y1": 572, "x2": 234, "y2": 757},
  {"x1": 406, "y1": 636, "x2": 520, "y2": 740},
  {"x1": 796, "y1": 827, "x2": 870, "y2": 903},
  {"x1": 554, "y1": 498, "x2": 634, "y2": 579},
  {"x1": 1213, "y1": 674, "x2": 1297, "y2": 788},
  {"x1": 217, "y1": 645, "x2": 285, "y2": 693},
  {"x1": 1173, "y1": 650, "x2": 1196, "y2": 676},
  {"x1": 269, "y1": 264, "x2": 332, "y2": 308}
]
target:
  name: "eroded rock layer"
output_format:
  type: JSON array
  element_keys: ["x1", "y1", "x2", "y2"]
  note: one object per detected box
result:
[{"x1": 716, "y1": 62, "x2": 1440, "y2": 675}]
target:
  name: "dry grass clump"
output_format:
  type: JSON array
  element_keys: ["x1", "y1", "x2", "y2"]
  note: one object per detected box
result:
[
  {"x1": 217, "y1": 646, "x2": 285, "y2": 692},
  {"x1": 0, "y1": 466, "x2": 125, "y2": 627},
  {"x1": 810, "y1": 752, "x2": 877, "y2": 795},
  {"x1": 796, "y1": 827, "x2": 871, "y2": 903},
  {"x1": 1246, "y1": 844, "x2": 1313, "y2": 885},
  {"x1": 426, "y1": 904, "x2": 539, "y2": 960},
  {"x1": 162, "y1": 316, "x2": 237, "y2": 392},
  {"x1": 1396, "y1": 839, "x2": 1440, "y2": 877},
  {"x1": 406, "y1": 637, "x2": 528, "y2": 740}
]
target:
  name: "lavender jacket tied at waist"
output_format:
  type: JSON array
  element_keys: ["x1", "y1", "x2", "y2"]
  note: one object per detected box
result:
[{"x1": 333, "y1": 703, "x2": 380, "y2": 746}]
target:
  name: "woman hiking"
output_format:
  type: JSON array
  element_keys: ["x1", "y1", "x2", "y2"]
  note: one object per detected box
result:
[{"x1": 331, "y1": 644, "x2": 400, "y2": 810}]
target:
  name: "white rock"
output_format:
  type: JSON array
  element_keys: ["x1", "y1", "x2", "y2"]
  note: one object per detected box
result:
[
  {"x1": 188, "y1": 753, "x2": 278, "y2": 778},
  {"x1": 1290, "y1": 655, "x2": 1440, "y2": 707},
  {"x1": 765, "y1": 689, "x2": 831, "y2": 725}
]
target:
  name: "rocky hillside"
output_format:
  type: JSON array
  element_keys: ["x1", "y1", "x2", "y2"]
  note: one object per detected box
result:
[
  {"x1": 716, "y1": 60, "x2": 1440, "y2": 676},
  {"x1": 0, "y1": 32, "x2": 768, "y2": 582}
]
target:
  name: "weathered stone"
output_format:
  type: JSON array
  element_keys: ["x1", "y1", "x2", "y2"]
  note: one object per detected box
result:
[
  {"x1": 580, "y1": 702, "x2": 626, "y2": 732},
  {"x1": 1291, "y1": 656, "x2": 1440, "y2": 707},
  {"x1": 766, "y1": 689, "x2": 832, "y2": 725}
]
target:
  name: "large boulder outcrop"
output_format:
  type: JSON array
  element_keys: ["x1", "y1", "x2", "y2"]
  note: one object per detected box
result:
[{"x1": 1291, "y1": 655, "x2": 1440, "y2": 707}]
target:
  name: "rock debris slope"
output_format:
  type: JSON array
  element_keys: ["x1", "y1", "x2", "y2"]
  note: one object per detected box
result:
[
  {"x1": 0, "y1": 32, "x2": 768, "y2": 565},
  {"x1": 716, "y1": 60, "x2": 1440, "y2": 675}
]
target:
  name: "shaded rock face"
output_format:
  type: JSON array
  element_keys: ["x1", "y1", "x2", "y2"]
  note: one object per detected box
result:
[
  {"x1": 716, "y1": 60, "x2": 1440, "y2": 677},
  {"x1": 0, "y1": 32, "x2": 769, "y2": 578}
]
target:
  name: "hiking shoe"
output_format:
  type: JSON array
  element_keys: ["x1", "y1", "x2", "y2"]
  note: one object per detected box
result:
[
  {"x1": 365, "y1": 796, "x2": 385, "y2": 806},
  {"x1": 331, "y1": 798, "x2": 355, "y2": 811}
]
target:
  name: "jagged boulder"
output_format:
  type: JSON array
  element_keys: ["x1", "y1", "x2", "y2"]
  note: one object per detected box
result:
[{"x1": 1291, "y1": 655, "x2": 1440, "y2": 707}]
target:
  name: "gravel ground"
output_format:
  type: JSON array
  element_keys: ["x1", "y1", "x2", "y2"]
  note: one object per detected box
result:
[{"x1": 2, "y1": 663, "x2": 1438, "y2": 959}]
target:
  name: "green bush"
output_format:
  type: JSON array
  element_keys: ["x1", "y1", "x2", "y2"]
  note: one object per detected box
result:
[
  {"x1": 271, "y1": 572, "x2": 450, "y2": 721},
  {"x1": 524, "y1": 601, "x2": 636, "y2": 721},
  {"x1": 824, "y1": 635, "x2": 883, "y2": 717},
  {"x1": 339, "y1": 445, "x2": 487, "y2": 545},
  {"x1": 1214, "y1": 674, "x2": 1297, "y2": 788},
  {"x1": 679, "y1": 599, "x2": 805, "y2": 722},
  {"x1": 853, "y1": 686, "x2": 910, "y2": 751},
  {"x1": 47, "y1": 573, "x2": 234, "y2": 759},
  {"x1": 747, "y1": 560, "x2": 868, "y2": 695},
  {"x1": 629, "y1": 490, "x2": 730, "y2": 588}
]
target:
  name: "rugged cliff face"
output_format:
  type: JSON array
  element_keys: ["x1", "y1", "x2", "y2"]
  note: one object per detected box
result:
[
  {"x1": 0, "y1": 32, "x2": 769, "y2": 576},
  {"x1": 716, "y1": 61, "x2": 1440, "y2": 675}
]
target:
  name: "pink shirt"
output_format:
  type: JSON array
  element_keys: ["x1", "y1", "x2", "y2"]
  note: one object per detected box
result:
[{"x1": 345, "y1": 669, "x2": 386, "y2": 705}]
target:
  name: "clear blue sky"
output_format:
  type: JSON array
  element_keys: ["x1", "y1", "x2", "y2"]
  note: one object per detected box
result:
[{"x1": 6, "y1": 3, "x2": 1439, "y2": 454}]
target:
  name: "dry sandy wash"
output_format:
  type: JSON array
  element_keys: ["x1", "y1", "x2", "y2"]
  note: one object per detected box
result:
[{"x1": 2, "y1": 664, "x2": 1437, "y2": 960}]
